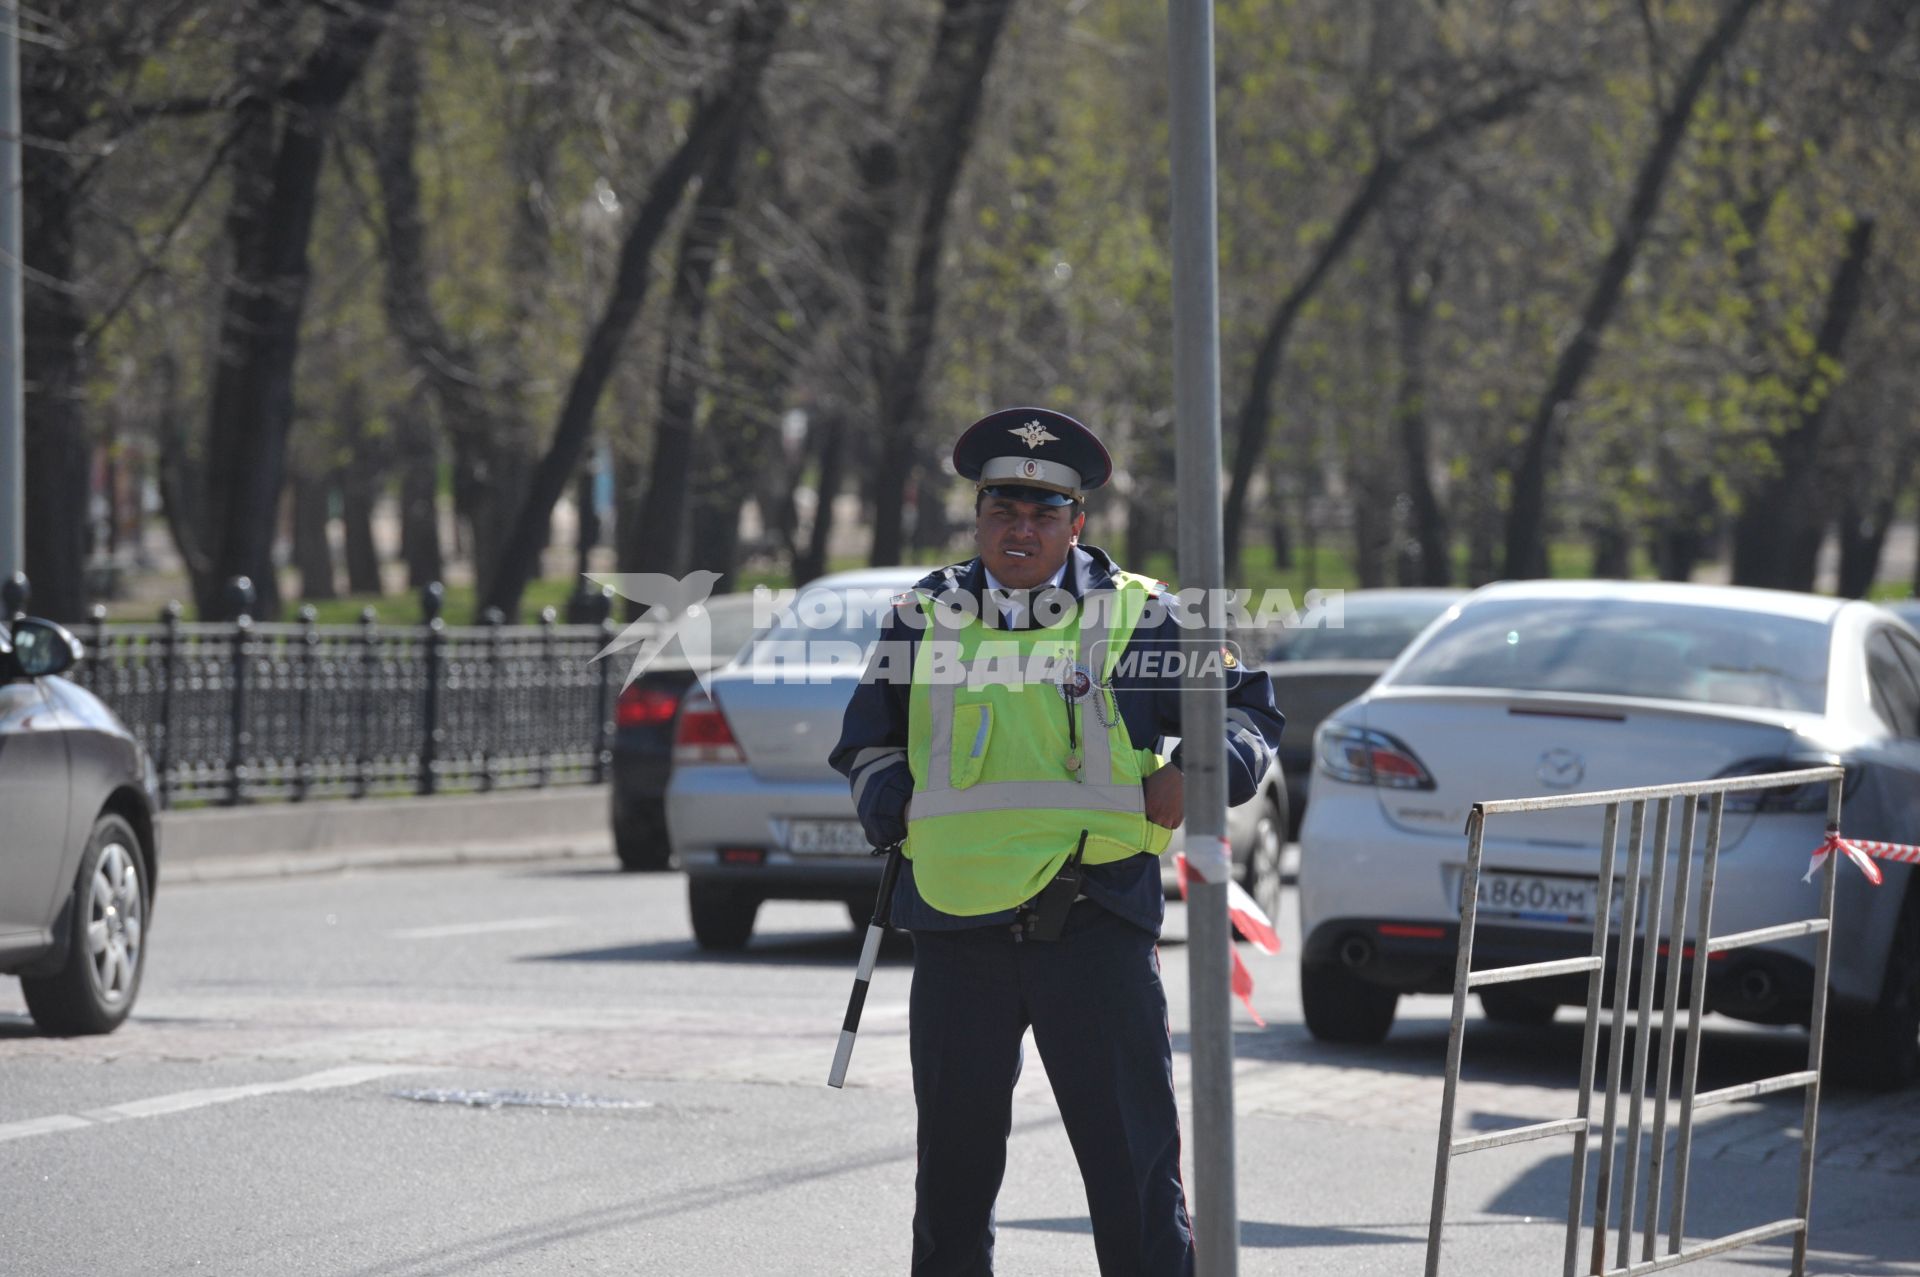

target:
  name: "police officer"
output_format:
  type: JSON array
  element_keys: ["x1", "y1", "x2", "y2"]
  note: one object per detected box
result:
[{"x1": 830, "y1": 407, "x2": 1284, "y2": 1276}]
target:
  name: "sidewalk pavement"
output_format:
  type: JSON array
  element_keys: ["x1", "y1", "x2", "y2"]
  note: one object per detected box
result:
[{"x1": 155, "y1": 786, "x2": 618, "y2": 883}]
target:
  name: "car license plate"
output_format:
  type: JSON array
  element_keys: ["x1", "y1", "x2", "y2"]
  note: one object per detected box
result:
[
  {"x1": 1475, "y1": 872, "x2": 1599, "y2": 925},
  {"x1": 787, "y1": 819, "x2": 870, "y2": 856},
  {"x1": 1446, "y1": 869, "x2": 1626, "y2": 927}
]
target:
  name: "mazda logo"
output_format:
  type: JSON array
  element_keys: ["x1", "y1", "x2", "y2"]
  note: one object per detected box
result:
[{"x1": 1537, "y1": 748, "x2": 1584, "y2": 789}]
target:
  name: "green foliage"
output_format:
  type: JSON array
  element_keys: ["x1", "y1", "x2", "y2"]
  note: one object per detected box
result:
[{"x1": 46, "y1": 0, "x2": 1920, "y2": 610}]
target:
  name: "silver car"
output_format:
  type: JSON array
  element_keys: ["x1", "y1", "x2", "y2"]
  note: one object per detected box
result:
[
  {"x1": 1298, "y1": 581, "x2": 1920, "y2": 1087},
  {"x1": 667, "y1": 567, "x2": 1288, "y2": 949},
  {"x1": 2, "y1": 613, "x2": 161, "y2": 1035}
]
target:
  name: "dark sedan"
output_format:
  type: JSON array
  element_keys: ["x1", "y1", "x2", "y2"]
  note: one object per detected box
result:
[
  {"x1": 2, "y1": 610, "x2": 160, "y2": 1034},
  {"x1": 1261, "y1": 588, "x2": 1464, "y2": 836}
]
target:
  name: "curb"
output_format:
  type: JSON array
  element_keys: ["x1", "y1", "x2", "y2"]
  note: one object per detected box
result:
[{"x1": 166, "y1": 836, "x2": 618, "y2": 885}]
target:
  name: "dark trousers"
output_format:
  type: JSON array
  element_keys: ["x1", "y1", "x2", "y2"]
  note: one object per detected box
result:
[{"x1": 908, "y1": 905, "x2": 1195, "y2": 1277}]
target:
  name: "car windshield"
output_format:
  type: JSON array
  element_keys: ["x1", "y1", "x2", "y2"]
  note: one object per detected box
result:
[
  {"x1": 1266, "y1": 597, "x2": 1455, "y2": 662},
  {"x1": 1385, "y1": 597, "x2": 1830, "y2": 713},
  {"x1": 739, "y1": 586, "x2": 904, "y2": 664}
]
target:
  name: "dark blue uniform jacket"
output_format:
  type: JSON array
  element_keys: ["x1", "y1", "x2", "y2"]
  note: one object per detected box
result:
[{"x1": 829, "y1": 545, "x2": 1285, "y2": 935}]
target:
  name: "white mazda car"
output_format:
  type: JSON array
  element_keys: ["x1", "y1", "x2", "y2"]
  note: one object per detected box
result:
[{"x1": 1297, "y1": 580, "x2": 1920, "y2": 1087}]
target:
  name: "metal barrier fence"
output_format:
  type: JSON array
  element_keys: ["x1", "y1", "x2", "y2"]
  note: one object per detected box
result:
[
  {"x1": 56, "y1": 582, "x2": 624, "y2": 809},
  {"x1": 1424, "y1": 766, "x2": 1845, "y2": 1277}
]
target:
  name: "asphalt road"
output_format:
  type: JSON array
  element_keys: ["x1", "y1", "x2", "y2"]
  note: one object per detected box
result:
[{"x1": 2, "y1": 856, "x2": 1917, "y2": 1276}]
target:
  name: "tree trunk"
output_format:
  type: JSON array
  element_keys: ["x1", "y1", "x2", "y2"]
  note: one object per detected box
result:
[
  {"x1": 1350, "y1": 470, "x2": 1390, "y2": 589},
  {"x1": 1390, "y1": 247, "x2": 1450, "y2": 586},
  {"x1": 1589, "y1": 517, "x2": 1631, "y2": 579},
  {"x1": 19, "y1": 81, "x2": 90, "y2": 620},
  {"x1": 397, "y1": 400, "x2": 443, "y2": 588},
  {"x1": 1730, "y1": 217, "x2": 1875, "y2": 591},
  {"x1": 1837, "y1": 509, "x2": 1893, "y2": 600},
  {"x1": 1270, "y1": 506, "x2": 1293, "y2": 574},
  {"x1": 373, "y1": 22, "x2": 532, "y2": 599},
  {"x1": 1465, "y1": 470, "x2": 1499, "y2": 587},
  {"x1": 688, "y1": 431, "x2": 744, "y2": 588},
  {"x1": 633, "y1": 120, "x2": 749, "y2": 579},
  {"x1": 611, "y1": 451, "x2": 648, "y2": 621},
  {"x1": 794, "y1": 413, "x2": 847, "y2": 586},
  {"x1": 862, "y1": 0, "x2": 1016, "y2": 567},
  {"x1": 479, "y1": 0, "x2": 786, "y2": 620},
  {"x1": 151, "y1": 350, "x2": 209, "y2": 596},
  {"x1": 340, "y1": 473, "x2": 383, "y2": 598},
  {"x1": 1503, "y1": 0, "x2": 1765, "y2": 579},
  {"x1": 195, "y1": 1, "x2": 398, "y2": 620},
  {"x1": 291, "y1": 471, "x2": 336, "y2": 601},
  {"x1": 17, "y1": 1, "x2": 203, "y2": 619},
  {"x1": 1835, "y1": 447, "x2": 1912, "y2": 599},
  {"x1": 1224, "y1": 82, "x2": 1540, "y2": 576},
  {"x1": 573, "y1": 463, "x2": 601, "y2": 581}
]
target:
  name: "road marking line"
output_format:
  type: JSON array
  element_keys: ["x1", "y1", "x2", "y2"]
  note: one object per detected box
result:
[
  {"x1": 0, "y1": 1115, "x2": 94, "y2": 1142},
  {"x1": 0, "y1": 1065, "x2": 415, "y2": 1144},
  {"x1": 389, "y1": 916, "x2": 575, "y2": 940}
]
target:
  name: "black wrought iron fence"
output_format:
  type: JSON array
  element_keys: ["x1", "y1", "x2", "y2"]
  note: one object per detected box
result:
[{"x1": 57, "y1": 580, "x2": 625, "y2": 809}]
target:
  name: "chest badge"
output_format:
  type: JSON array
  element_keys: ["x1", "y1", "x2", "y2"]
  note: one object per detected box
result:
[{"x1": 1059, "y1": 665, "x2": 1094, "y2": 702}]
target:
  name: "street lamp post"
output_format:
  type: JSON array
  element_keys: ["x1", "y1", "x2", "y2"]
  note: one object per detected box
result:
[
  {"x1": 1168, "y1": 3, "x2": 1237, "y2": 1274},
  {"x1": 0, "y1": 0, "x2": 22, "y2": 583}
]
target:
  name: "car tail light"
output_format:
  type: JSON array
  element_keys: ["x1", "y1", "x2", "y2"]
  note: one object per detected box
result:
[
  {"x1": 616, "y1": 682, "x2": 681, "y2": 728},
  {"x1": 1711, "y1": 756, "x2": 1857, "y2": 813},
  {"x1": 674, "y1": 689, "x2": 745, "y2": 765},
  {"x1": 1315, "y1": 722, "x2": 1436, "y2": 790}
]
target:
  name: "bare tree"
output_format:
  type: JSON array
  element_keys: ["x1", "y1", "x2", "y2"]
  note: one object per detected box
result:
[
  {"x1": 1729, "y1": 216, "x2": 1875, "y2": 590},
  {"x1": 19, "y1": 0, "x2": 225, "y2": 619},
  {"x1": 478, "y1": 0, "x2": 787, "y2": 621},
  {"x1": 193, "y1": 0, "x2": 399, "y2": 618},
  {"x1": 1501, "y1": 0, "x2": 1765, "y2": 579},
  {"x1": 1221, "y1": 77, "x2": 1541, "y2": 576},
  {"x1": 857, "y1": 0, "x2": 1016, "y2": 567}
]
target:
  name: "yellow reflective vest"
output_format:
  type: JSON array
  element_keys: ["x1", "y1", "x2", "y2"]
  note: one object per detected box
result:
[{"x1": 904, "y1": 571, "x2": 1172, "y2": 915}]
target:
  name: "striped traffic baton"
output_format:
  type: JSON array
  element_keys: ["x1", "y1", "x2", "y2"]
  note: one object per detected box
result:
[{"x1": 827, "y1": 841, "x2": 905, "y2": 1089}]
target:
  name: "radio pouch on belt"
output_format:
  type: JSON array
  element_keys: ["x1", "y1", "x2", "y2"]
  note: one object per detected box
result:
[{"x1": 1026, "y1": 829, "x2": 1089, "y2": 942}]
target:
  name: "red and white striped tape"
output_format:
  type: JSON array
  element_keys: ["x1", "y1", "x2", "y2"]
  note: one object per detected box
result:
[
  {"x1": 1803, "y1": 830, "x2": 1920, "y2": 885},
  {"x1": 1174, "y1": 851, "x2": 1281, "y2": 1026}
]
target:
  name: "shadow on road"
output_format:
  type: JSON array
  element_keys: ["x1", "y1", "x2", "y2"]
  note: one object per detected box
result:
[
  {"x1": 1187, "y1": 1011, "x2": 1815, "y2": 1097},
  {"x1": 524, "y1": 928, "x2": 913, "y2": 969},
  {"x1": 1000, "y1": 1214, "x2": 1428, "y2": 1250}
]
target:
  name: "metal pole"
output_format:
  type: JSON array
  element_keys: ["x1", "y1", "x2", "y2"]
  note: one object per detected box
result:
[
  {"x1": 0, "y1": 1, "x2": 22, "y2": 582},
  {"x1": 1564, "y1": 803, "x2": 1622, "y2": 1277},
  {"x1": 1793, "y1": 783, "x2": 1846, "y2": 1276},
  {"x1": 1425, "y1": 808, "x2": 1487, "y2": 1277},
  {"x1": 1168, "y1": 3, "x2": 1236, "y2": 1272},
  {"x1": 827, "y1": 844, "x2": 905, "y2": 1089}
]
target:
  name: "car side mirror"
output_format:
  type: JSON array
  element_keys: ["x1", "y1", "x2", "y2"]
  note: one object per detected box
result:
[{"x1": 7, "y1": 617, "x2": 83, "y2": 678}]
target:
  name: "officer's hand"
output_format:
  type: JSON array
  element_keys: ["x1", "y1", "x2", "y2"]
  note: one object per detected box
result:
[{"x1": 1143, "y1": 765, "x2": 1183, "y2": 829}]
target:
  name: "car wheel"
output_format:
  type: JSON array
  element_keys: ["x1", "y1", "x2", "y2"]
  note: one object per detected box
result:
[
  {"x1": 688, "y1": 879, "x2": 759, "y2": 951},
  {"x1": 1241, "y1": 794, "x2": 1286, "y2": 926},
  {"x1": 613, "y1": 799, "x2": 671, "y2": 872},
  {"x1": 1300, "y1": 962, "x2": 1397, "y2": 1045},
  {"x1": 1828, "y1": 887, "x2": 1920, "y2": 1090},
  {"x1": 1478, "y1": 984, "x2": 1559, "y2": 1026},
  {"x1": 21, "y1": 814, "x2": 148, "y2": 1036}
]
